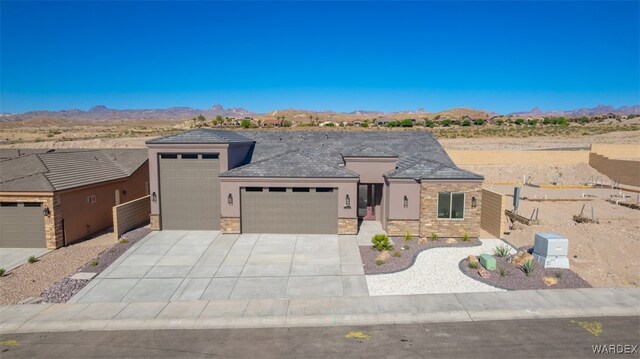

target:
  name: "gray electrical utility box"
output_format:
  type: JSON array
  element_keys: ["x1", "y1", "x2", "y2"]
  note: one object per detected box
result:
[{"x1": 532, "y1": 233, "x2": 570, "y2": 269}]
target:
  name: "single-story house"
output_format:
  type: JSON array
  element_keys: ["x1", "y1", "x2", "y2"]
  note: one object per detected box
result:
[
  {"x1": 0, "y1": 149, "x2": 149, "y2": 248},
  {"x1": 147, "y1": 130, "x2": 483, "y2": 238}
]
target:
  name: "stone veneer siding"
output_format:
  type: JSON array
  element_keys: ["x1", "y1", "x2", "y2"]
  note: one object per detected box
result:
[
  {"x1": 386, "y1": 220, "x2": 420, "y2": 237},
  {"x1": 338, "y1": 218, "x2": 357, "y2": 235},
  {"x1": 419, "y1": 182, "x2": 482, "y2": 239},
  {"x1": 150, "y1": 214, "x2": 160, "y2": 230},
  {"x1": 221, "y1": 217, "x2": 241, "y2": 234},
  {"x1": 0, "y1": 194, "x2": 63, "y2": 249}
]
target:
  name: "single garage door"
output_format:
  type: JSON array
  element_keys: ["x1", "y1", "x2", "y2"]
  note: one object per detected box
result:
[
  {"x1": 159, "y1": 153, "x2": 220, "y2": 230},
  {"x1": 241, "y1": 187, "x2": 338, "y2": 234},
  {"x1": 0, "y1": 202, "x2": 46, "y2": 248}
]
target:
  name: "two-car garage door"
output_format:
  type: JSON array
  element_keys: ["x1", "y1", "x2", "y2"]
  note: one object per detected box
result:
[
  {"x1": 0, "y1": 202, "x2": 45, "y2": 248},
  {"x1": 241, "y1": 188, "x2": 338, "y2": 234},
  {"x1": 159, "y1": 154, "x2": 220, "y2": 230}
]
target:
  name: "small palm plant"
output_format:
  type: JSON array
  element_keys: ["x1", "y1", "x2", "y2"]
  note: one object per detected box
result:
[
  {"x1": 371, "y1": 234, "x2": 394, "y2": 251},
  {"x1": 27, "y1": 256, "x2": 38, "y2": 264},
  {"x1": 522, "y1": 259, "x2": 536, "y2": 277},
  {"x1": 493, "y1": 244, "x2": 510, "y2": 258}
]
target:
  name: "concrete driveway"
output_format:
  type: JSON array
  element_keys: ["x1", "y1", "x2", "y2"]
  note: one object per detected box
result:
[{"x1": 71, "y1": 230, "x2": 367, "y2": 303}]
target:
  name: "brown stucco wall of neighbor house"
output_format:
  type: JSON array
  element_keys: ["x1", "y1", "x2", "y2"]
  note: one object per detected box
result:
[
  {"x1": 338, "y1": 218, "x2": 358, "y2": 235},
  {"x1": 419, "y1": 181, "x2": 482, "y2": 239},
  {"x1": 343, "y1": 157, "x2": 397, "y2": 184},
  {"x1": 59, "y1": 163, "x2": 149, "y2": 245},
  {"x1": 219, "y1": 177, "x2": 358, "y2": 219},
  {"x1": 113, "y1": 195, "x2": 151, "y2": 241},
  {"x1": 147, "y1": 143, "x2": 230, "y2": 220},
  {"x1": 0, "y1": 193, "x2": 62, "y2": 249},
  {"x1": 387, "y1": 180, "x2": 421, "y2": 220},
  {"x1": 221, "y1": 217, "x2": 241, "y2": 233}
]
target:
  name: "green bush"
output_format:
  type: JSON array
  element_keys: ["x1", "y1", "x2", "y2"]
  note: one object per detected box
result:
[
  {"x1": 461, "y1": 233, "x2": 470, "y2": 242},
  {"x1": 375, "y1": 258, "x2": 385, "y2": 266},
  {"x1": 0, "y1": 268, "x2": 5, "y2": 277},
  {"x1": 393, "y1": 252, "x2": 402, "y2": 258},
  {"x1": 493, "y1": 244, "x2": 510, "y2": 258},
  {"x1": 461, "y1": 120, "x2": 471, "y2": 127},
  {"x1": 371, "y1": 234, "x2": 394, "y2": 251},
  {"x1": 90, "y1": 260, "x2": 98, "y2": 267},
  {"x1": 28, "y1": 256, "x2": 38, "y2": 264},
  {"x1": 430, "y1": 233, "x2": 439, "y2": 241},
  {"x1": 468, "y1": 261, "x2": 479, "y2": 269},
  {"x1": 522, "y1": 259, "x2": 536, "y2": 277}
]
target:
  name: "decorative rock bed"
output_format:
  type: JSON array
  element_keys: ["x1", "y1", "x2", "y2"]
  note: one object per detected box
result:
[
  {"x1": 360, "y1": 236, "x2": 482, "y2": 275},
  {"x1": 39, "y1": 227, "x2": 151, "y2": 303},
  {"x1": 459, "y1": 246, "x2": 591, "y2": 290}
]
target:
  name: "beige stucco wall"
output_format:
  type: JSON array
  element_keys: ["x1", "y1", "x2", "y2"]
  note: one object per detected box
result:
[
  {"x1": 446, "y1": 150, "x2": 590, "y2": 165},
  {"x1": 219, "y1": 177, "x2": 358, "y2": 219},
  {"x1": 387, "y1": 179, "x2": 420, "y2": 220},
  {"x1": 480, "y1": 189, "x2": 506, "y2": 238},
  {"x1": 344, "y1": 157, "x2": 397, "y2": 183},
  {"x1": 591, "y1": 144, "x2": 640, "y2": 160},
  {"x1": 147, "y1": 144, "x2": 230, "y2": 217},
  {"x1": 113, "y1": 195, "x2": 151, "y2": 241},
  {"x1": 419, "y1": 181, "x2": 482, "y2": 238},
  {"x1": 59, "y1": 162, "x2": 149, "y2": 245}
]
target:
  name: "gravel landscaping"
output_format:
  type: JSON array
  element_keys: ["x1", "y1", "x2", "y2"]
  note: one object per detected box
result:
[
  {"x1": 360, "y1": 236, "x2": 481, "y2": 275},
  {"x1": 459, "y1": 246, "x2": 592, "y2": 290},
  {"x1": 39, "y1": 226, "x2": 151, "y2": 303},
  {"x1": 366, "y1": 239, "x2": 511, "y2": 295},
  {"x1": 0, "y1": 231, "x2": 113, "y2": 305}
]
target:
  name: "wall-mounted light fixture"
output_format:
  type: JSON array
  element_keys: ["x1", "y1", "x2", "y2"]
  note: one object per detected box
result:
[
  {"x1": 42, "y1": 206, "x2": 51, "y2": 216},
  {"x1": 152, "y1": 192, "x2": 157, "y2": 203},
  {"x1": 227, "y1": 193, "x2": 233, "y2": 206},
  {"x1": 403, "y1": 195, "x2": 408, "y2": 208},
  {"x1": 345, "y1": 194, "x2": 351, "y2": 209},
  {"x1": 471, "y1": 196, "x2": 477, "y2": 209},
  {"x1": 122, "y1": 190, "x2": 127, "y2": 196}
]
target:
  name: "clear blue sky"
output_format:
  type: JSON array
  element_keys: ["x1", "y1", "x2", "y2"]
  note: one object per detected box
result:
[{"x1": 1, "y1": 1, "x2": 638, "y2": 114}]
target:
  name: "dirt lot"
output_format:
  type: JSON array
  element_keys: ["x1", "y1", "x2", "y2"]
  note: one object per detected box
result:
[{"x1": 488, "y1": 185, "x2": 640, "y2": 288}]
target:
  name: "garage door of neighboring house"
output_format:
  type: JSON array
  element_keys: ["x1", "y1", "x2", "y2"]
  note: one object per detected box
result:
[
  {"x1": 159, "y1": 154, "x2": 220, "y2": 230},
  {"x1": 241, "y1": 188, "x2": 338, "y2": 234},
  {"x1": 0, "y1": 202, "x2": 46, "y2": 248}
]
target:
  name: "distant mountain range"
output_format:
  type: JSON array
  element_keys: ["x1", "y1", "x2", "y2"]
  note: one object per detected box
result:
[
  {"x1": 507, "y1": 105, "x2": 640, "y2": 118},
  {"x1": 1, "y1": 104, "x2": 638, "y2": 123}
]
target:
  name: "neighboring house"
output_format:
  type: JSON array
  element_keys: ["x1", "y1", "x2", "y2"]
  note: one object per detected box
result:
[
  {"x1": 146, "y1": 130, "x2": 483, "y2": 238},
  {"x1": 261, "y1": 119, "x2": 283, "y2": 127},
  {"x1": 0, "y1": 149, "x2": 149, "y2": 249}
]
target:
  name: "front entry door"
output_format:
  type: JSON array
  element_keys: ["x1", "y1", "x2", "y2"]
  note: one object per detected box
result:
[{"x1": 358, "y1": 184, "x2": 376, "y2": 220}]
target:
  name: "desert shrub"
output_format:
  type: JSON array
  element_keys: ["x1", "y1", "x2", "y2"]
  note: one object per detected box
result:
[
  {"x1": 554, "y1": 272, "x2": 563, "y2": 279},
  {"x1": 0, "y1": 268, "x2": 5, "y2": 277},
  {"x1": 404, "y1": 231, "x2": 412, "y2": 241},
  {"x1": 522, "y1": 259, "x2": 536, "y2": 277},
  {"x1": 493, "y1": 244, "x2": 510, "y2": 258},
  {"x1": 119, "y1": 239, "x2": 129, "y2": 244},
  {"x1": 371, "y1": 234, "x2": 394, "y2": 251},
  {"x1": 375, "y1": 258, "x2": 385, "y2": 266},
  {"x1": 393, "y1": 252, "x2": 402, "y2": 258},
  {"x1": 497, "y1": 266, "x2": 508, "y2": 277},
  {"x1": 430, "y1": 233, "x2": 439, "y2": 241},
  {"x1": 461, "y1": 120, "x2": 471, "y2": 127},
  {"x1": 468, "y1": 261, "x2": 479, "y2": 269},
  {"x1": 90, "y1": 260, "x2": 98, "y2": 267},
  {"x1": 28, "y1": 256, "x2": 38, "y2": 264},
  {"x1": 461, "y1": 233, "x2": 470, "y2": 242}
]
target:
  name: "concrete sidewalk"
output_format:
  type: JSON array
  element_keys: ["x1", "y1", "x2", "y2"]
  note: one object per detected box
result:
[{"x1": 1, "y1": 287, "x2": 638, "y2": 334}]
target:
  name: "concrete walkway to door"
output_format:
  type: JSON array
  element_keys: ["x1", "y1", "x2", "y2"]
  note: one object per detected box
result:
[{"x1": 70, "y1": 230, "x2": 367, "y2": 303}]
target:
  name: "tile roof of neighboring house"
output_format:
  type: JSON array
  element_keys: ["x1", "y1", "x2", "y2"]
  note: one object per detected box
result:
[
  {"x1": 386, "y1": 159, "x2": 484, "y2": 180},
  {"x1": 146, "y1": 129, "x2": 254, "y2": 144},
  {"x1": 0, "y1": 149, "x2": 148, "y2": 192},
  {"x1": 220, "y1": 150, "x2": 358, "y2": 178}
]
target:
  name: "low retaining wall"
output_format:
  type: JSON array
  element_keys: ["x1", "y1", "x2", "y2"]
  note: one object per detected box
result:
[
  {"x1": 591, "y1": 144, "x2": 640, "y2": 160},
  {"x1": 480, "y1": 189, "x2": 506, "y2": 238},
  {"x1": 589, "y1": 153, "x2": 640, "y2": 187},
  {"x1": 113, "y1": 195, "x2": 151, "y2": 241},
  {"x1": 446, "y1": 150, "x2": 590, "y2": 165}
]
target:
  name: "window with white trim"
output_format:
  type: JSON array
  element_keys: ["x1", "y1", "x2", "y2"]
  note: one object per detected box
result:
[{"x1": 437, "y1": 192, "x2": 465, "y2": 219}]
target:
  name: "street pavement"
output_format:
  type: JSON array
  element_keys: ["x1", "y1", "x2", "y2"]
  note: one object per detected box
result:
[{"x1": 1, "y1": 316, "x2": 638, "y2": 358}]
